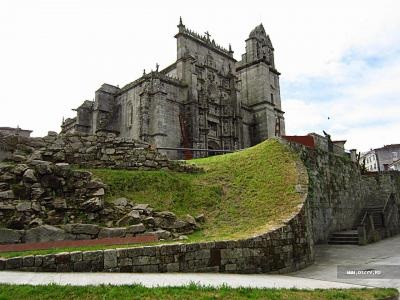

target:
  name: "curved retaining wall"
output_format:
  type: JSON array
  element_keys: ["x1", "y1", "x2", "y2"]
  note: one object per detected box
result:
[
  {"x1": 0, "y1": 206, "x2": 313, "y2": 273},
  {"x1": 0, "y1": 153, "x2": 314, "y2": 274}
]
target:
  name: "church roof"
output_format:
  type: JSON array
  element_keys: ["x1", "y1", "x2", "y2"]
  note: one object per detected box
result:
[
  {"x1": 249, "y1": 24, "x2": 273, "y2": 48},
  {"x1": 249, "y1": 24, "x2": 266, "y2": 38}
]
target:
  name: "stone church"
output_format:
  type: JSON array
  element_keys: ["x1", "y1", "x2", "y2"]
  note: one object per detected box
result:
[{"x1": 61, "y1": 18, "x2": 285, "y2": 158}]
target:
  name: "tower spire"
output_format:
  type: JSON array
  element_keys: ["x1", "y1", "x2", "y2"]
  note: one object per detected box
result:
[{"x1": 177, "y1": 16, "x2": 185, "y2": 32}]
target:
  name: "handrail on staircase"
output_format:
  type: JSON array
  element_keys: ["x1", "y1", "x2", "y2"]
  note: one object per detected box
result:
[
  {"x1": 382, "y1": 193, "x2": 395, "y2": 228},
  {"x1": 383, "y1": 193, "x2": 395, "y2": 214},
  {"x1": 360, "y1": 210, "x2": 369, "y2": 226}
]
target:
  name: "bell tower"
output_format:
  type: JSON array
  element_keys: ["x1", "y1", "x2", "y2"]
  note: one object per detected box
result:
[{"x1": 236, "y1": 24, "x2": 285, "y2": 146}]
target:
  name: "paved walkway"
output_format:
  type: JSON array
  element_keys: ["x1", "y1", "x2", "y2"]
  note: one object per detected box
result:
[
  {"x1": 0, "y1": 271, "x2": 366, "y2": 289},
  {"x1": 0, "y1": 235, "x2": 399, "y2": 290},
  {"x1": 291, "y1": 235, "x2": 400, "y2": 290}
]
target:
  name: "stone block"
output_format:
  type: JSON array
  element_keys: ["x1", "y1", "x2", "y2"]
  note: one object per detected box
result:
[
  {"x1": 81, "y1": 197, "x2": 103, "y2": 212},
  {"x1": 53, "y1": 198, "x2": 67, "y2": 210},
  {"x1": 0, "y1": 258, "x2": 5, "y2": 270},
  {"x1": 57, "y1": 264, "x2": 72, "y2": 272},
  {"x1": 113, "y1": 197, "x2": 128, "y2": 207},
  {"x1": 132, "y1": 204, "x2": 149, "y2": 210},
  {"x1": 74, "y1": 261, "x2": 92, "y2": 272},
  {"x1": 41, "y1": 255, "x2": 56, "y2": 269},
  {"x1": 0, "y1": 190, "x2": 14, "y2": 199},
  {"x1": 70, "y1": 251, "x2": 83, "y2": 262},
  {"x1": 64, "y1": 224, "x2": 100, "y2": 235},
  {"x1": 16, "y1": 201, "x2": 31, "y2": 212},
  {"x1": 104, "y1": 249, "x2": 117, "y2": 269},
  {"x1": 91, "y1": 188, "x2": 105, "y2": 197},
  {"x1": 153, "y1": 229, "x2": 171, "y2": 240},
  {"x1": 25, "y1": 225, "x2": 72, "y2": 243},
  {"x1": 5, "y1": 257, "x2": 22, "y2": 269},
  {"x1": 126, "y1": 223, "x2": 146, "y2": 234},
  {"x1": 116, "y1": 210, "x2": 141, "y2": 226},
  {"x1": 141, "y1": 265, "x2": 159, "y2": 272},
  {"x1": 98, "y1": 227, "x2": 126, "y2": 238},
  {"x1": 224, "y1": 263, "x2": 237, "y2": 272},
  {"x1": 22, "y1": 169, "x2": 37, "y2": 183},
  {"x1": 166, "y1": 262, "x2": 180, "y2": 272},
  {"x1": 22, "y1": 256, "x2": 35, "y2": 267},
  {"x1": 0, "y1": 228, "x2": 22, "y2": 244},
  {"x1": 221, "y1": 248, "x2": 243, "y2": 260},
  {"x1": 83, "y1": 251, "x2": 103, "y2": 262},
  {"x1": 34, "y1": 255, "x2": 43, "y2": 267},
  {"x1": 55, "y1": 252, "x2": 71, "y2": 264},
  {"x1": 118, "y1": 257, "x2": 132, "y2": 267}
]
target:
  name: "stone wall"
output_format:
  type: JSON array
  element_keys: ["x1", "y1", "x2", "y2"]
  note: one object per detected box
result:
[
  {"x1": 0, "y1": 144, "x2": 314, "y2": 274},
  {"x1": 0, "y1": 204, "x2": 313, "y2": 274},
  {"x1": 0, "y1": 131, "x2": 199, "y2": 172},
  {"x1": 285, "y1": 139, "x2": 400, "y2": 243}
]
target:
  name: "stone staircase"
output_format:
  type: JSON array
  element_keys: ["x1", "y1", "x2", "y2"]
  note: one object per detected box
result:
[
  {"x1": 328, "y1": 230, "x2": 359, "y2": 245},
  {"x1": 328, "y1": 205, "x2": 384, "y2": 245}
]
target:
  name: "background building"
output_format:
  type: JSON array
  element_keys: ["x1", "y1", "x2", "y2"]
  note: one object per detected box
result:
[
  {"x1": 361, "y1": 144, "x2": 400, "y2": 171},
  {"x1": 0, "y1": 126, "x2": 32, "y2": 138}
]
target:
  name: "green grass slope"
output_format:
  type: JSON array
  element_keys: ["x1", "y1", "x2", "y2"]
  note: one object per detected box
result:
[{"x1": 91, "y1": 139, "x2": 304, "y2": 241}]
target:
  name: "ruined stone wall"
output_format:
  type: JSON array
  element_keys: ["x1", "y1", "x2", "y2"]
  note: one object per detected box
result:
[
  {"x1": 0, "y1": 132, "x2": 198, "y2": 172},
  {"x1": 0, "y1": 158, "x2": 199, "y2": 243},
  {"x1": 285, "y1": 139, "x2": 400, "y2": 243}
]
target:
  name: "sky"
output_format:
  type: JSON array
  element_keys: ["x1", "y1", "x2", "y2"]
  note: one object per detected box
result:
[{"x1": 0, "y1": 0, "x2": 399, "y2": 152}]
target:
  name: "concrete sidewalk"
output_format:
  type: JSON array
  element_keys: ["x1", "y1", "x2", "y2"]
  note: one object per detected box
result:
[{"x1": 0, "y1": 271, "x2": 367, "y2": 289}]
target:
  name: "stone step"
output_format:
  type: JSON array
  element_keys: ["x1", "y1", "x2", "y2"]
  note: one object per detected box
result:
[
  {"x1": 331, "y1": 230, "x2": 357, "y2": 236},
  {"x1": 328, "y1": 240, "x2": 359, "y2": 245},
  {"x1": 328, "y1": 229, "x2": 359, "y2": 245},
  {"x1": 330, "y1": 235, "x2": 358, "y2": 240}
]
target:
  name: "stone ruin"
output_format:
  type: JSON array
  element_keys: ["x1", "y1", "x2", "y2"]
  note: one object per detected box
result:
[{"x1": 0, "y1": 131, "x2": 203, "y2": 245}]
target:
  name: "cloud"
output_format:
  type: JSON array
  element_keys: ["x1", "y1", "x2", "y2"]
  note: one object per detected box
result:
[{"x1": 283, "y1": 39, "x2": 400, "y2": 151}]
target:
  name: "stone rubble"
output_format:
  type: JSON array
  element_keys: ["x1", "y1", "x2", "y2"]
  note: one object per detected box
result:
[{"x1": 0, "y1": 148, "x2": 200, "y2": 244}]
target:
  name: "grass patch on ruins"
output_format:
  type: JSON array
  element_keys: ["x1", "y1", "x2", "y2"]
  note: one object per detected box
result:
[
  {"x1": 91, "y1": 139, "x2": 304, "y2": 240},
  {"x1": 0, "y1": 284, "x2": 397, "y2": 300}
]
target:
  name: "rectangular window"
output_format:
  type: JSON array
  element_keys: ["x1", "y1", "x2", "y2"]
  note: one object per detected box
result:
[{"x1": 271, "y1": 93, "x2": 274, "y2": 104}]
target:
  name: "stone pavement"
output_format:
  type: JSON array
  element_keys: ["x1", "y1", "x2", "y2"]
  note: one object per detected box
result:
[
  {"x1": 291, "y1": 235, "x2": 400, "y2": 290},
  {"x1": 0, "y1": 235, "x2": 399, "y2": 290}
]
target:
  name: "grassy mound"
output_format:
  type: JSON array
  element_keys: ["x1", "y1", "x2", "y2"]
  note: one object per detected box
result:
[{"x1": 91, "y1": 139, "x2": 304, "y2": 241}]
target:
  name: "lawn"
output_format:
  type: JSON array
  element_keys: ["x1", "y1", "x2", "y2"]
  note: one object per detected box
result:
[
  {"x1": 0, "y1": 284, "x2": 397, "y2": 300},
  {"x1": 91, "y1": 139, "x2": 304, "y2": 240}
]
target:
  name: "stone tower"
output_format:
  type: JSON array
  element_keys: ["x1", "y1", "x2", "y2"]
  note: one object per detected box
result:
[{"x1": 236, "y1": 24, "x2": 285, "y2": 146}]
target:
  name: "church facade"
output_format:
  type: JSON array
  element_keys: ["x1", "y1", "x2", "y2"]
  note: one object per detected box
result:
[{"x1": 61, "y1": 19, "x2": 285, "y2": 158}]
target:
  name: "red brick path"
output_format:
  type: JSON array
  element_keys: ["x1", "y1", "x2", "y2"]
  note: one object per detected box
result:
[{"x1": 0, "y1": 234, "x2": 158, "y2": 253}]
